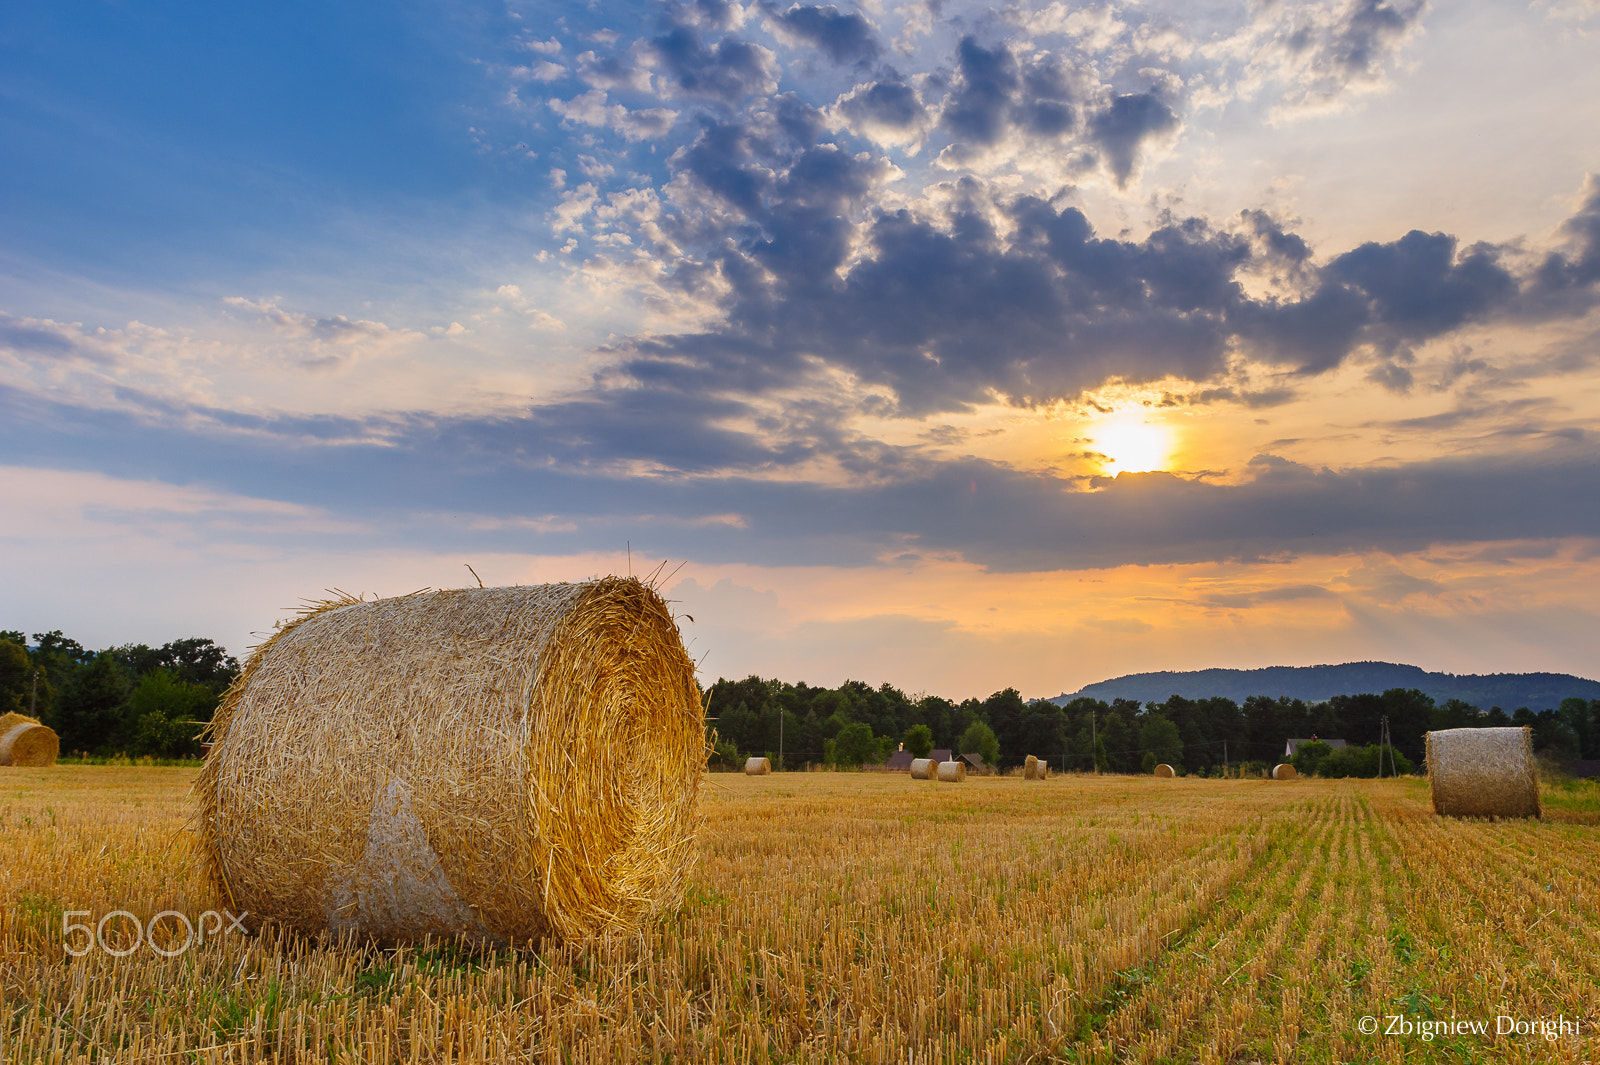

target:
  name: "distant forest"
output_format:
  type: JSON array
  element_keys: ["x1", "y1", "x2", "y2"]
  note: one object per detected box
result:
[
  {"x1": 0, "y1": 631, "x2": 238, "y2": 758},
  {"x1": 706, "y1": 675, "x2": 1600, "y2": 775},
  {"x1": 7, "y1": 628, "x2": 1598, "y2": 773}
]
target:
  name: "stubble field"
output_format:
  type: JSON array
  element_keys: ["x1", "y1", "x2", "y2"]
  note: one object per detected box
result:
[{"x1": 2, "y1": 768, "x2": 1598, "y2": 1063}]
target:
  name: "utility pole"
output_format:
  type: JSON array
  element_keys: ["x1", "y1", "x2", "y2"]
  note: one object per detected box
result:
[
  {"x1": 1223, "y1": 739, "x2": 1228, "y2": 778},
  {"x1": 1379, "y1": 716, "x2": 1396, "y2": 778},
  {"x1": 1091, "y1": 711, "x2": 1098, "y2": 774},
  {"x1": 779, "y1": 706, "x2": 784, "y2": 772}
]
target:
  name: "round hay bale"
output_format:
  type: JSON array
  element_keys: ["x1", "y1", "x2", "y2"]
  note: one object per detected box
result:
[
  {"x1": 0, "y1": 716, "x2": 59, "y2": 767},
  {"x1": 1023, "y1": 754, "x2": 1039, "y2": 779},
  {"x1": 1427, "y1": 726, "x2": 1540, "y2": 818},
  {"x1": 1272, "y1": 763, "x2": 1296, "y2": 780},
  {"x1": 909, "y1": 757, "x2": 936, "y2": 779},
  {"x1": 196, "y1": 578, "x2": 704, "y2": 945},
  {"x1": 1153, "y1": 763, "x2": 1175, "y2": 778},
  {"x1": 744, "y1": 756, "x2": 771, "y2": 776},
  {"x1": 936, "y1": 760, "x2": 966, "y2": 782},
  {"x1": 1035, "y1": 760, "x2": 1048, "y2": 779}
]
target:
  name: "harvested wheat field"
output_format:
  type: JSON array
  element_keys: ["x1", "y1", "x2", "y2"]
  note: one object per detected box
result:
[{"x1": 3, "y1": 768, "x2": 1599, "y2": 1063}]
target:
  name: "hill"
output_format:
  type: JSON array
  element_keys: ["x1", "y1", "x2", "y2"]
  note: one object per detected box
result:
[{"x1": 1053, "y1": 661, "x2": 1600, "y2": 711}]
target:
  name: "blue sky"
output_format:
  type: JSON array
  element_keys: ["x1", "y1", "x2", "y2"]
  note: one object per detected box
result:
[{"x1": 4, "y1": 0, "x2": 1600, "y2": 697}]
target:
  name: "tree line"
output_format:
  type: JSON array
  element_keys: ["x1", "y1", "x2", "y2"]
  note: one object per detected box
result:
[
  {"x1": 0, "y1": 631, "x2": 239, "y2": 758},
  {"x1": 706, "y1": 675, "x2": 1600, "y2": 774}
]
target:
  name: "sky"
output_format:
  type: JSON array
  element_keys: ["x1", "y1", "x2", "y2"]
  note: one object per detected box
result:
[{"x1": 3, "y1": 0, "x2": 1600, "y2": 699}]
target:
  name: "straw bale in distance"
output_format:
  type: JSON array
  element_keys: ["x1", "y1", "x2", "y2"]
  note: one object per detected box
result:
[
  {"x1": 0, "y1": 715, "x2": 58, "y2": 767},
  {"x1": 909, "y1": 757, "x2": 936, "y2": 779},
  {"x1": 1153, "y1": 763, "x2": 1175, "y2": 778},
  {"x1": 936, "y1": 760, "x2": 966, "y2": 782},
  {"x1": 1272, "y1": 763, "x2": 1296, "y2": 780},
  {"x1": 744, "y1": 757, "x2": 771, "y2": 776},
  {"x1": 1427, "y1": 726, "x2": 1540, "y2": 818},
  {"x1": 1035, "y1": 760, "x2": 1048, "y2": 779},
  {"x1": 1023, "y1": 754, "x2": 1038, "y2": 779},
  {"x1": 195, "y1": 578, "x2": 705, "y2": 945}
]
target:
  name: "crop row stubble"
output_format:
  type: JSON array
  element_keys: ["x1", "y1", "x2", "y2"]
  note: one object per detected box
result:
[{"x1": 1, "y1": 768, "x2": 1598, "y2": 1063}]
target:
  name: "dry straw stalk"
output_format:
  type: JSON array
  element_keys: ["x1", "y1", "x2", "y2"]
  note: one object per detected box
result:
[
  {"x1": 1272, "y1": 763, "x2": 1296, "y2": 780},
  {"x1": 744, "y1": 757, "x2": 771, "y2": 776},
  {"x1": 0, "y1": 714, "x2": 58, "y2": 767},
  {"x1": 937, "y1": 760, "x2": 966, "y2": 782},
  {"x1": 1427, "y1": 726, "x2": 1540, "y2": 818},
  {"x1": 1153, "y1": 763, "x2": 1175, "y2": 778},
  {"x1": 909, "y1": 757, "x2": 936, "y2": 779},
  {"x1": 195, "y1": 578, "x2": 705, "y2": 945}
]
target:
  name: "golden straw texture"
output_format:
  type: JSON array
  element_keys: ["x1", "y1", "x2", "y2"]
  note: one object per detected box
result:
[
  {"x1": 936, "y1": 760, "x2": 966, "y2": 782},
  {"x1": 1426, "y1": 726, "x2": 1541, "y2": 818},
  {"x1": 743, "y1": 757, "x2": 771, "y2": 776},
  {"x1": 0, "y1": 716, "x2": 58, "y2": 767},
  {"x1": 195, "y1": 578, "x2": 705, "y2": 945},
  {"x1": 1023, "y1": 755, "x2": 1039, "y2": 779},
  {"x1": 1034, "y1": 760, "x2": 1048, "y2": 779},
  {"x1": 1272, "y1": 764, "x2": 1296, "y2": 780},
  {"x1": 1153, "y1": 763, "x2": 1175, "y2": 778},
  {"x1": 909, "y1": 758, "x2": 936, "y2": 779}
]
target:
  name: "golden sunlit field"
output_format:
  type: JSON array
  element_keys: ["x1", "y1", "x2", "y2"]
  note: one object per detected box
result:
[{"x1": 3, "y1": 768, "x2": 1599, "y2": 1063}]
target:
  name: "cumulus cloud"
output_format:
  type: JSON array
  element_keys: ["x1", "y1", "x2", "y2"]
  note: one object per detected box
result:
[
  {"x1": 762, "y1": 3, "x2": 881, "y2": 66},
  {"x1": 648, "y1": 21, "x2": 779, "y2": 103},
  {"x1": 1088, "y1": 91, "x2": 1179, "y2": 187},
  {"x1": 548, "y1": 89, "x2": 678, "y2": 140},
  {"x1": 829, "y1": 77, "x2": 929, "y2": 147}
]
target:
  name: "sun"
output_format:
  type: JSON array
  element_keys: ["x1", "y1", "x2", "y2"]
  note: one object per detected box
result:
[{"x1": 1092, "y1": 410, "x2": 1175, "y2": 473}]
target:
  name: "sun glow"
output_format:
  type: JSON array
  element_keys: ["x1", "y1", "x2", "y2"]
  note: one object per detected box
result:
[{"x1": 1093, "y1": 410, "x2": 1175, "y2": 473}]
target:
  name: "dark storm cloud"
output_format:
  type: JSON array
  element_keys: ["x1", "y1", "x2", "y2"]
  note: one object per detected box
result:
[
  {"x1": 629, "y1": 133, "x2": 1600, "y2": 414},
  {"x1": 763, "y1": 3, "x2": 880, "y2": 66},
  {"x1": 1088, "y1": 92, "x2": 1178, "y2": 188}
]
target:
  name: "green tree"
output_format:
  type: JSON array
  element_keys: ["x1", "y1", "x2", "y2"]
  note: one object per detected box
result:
[
  {"x1": 958, "y1": 720, "x2": 1000, "y2": 770},
  {"x1": 1291, "y1": 739, "x2": 1334, "y2": 777},
  {"x1": 127, "y1": 670, "x2": 216, "y2": 757},
  {"x1": 902, "y1": 723, "x2": 934, "y2": 759},
  {"x1": 52, "y1": 652, "x2": 131, "y2": 753},
  {"x1": 0, "y1": 639, "x2": 31, "y2": 715},
  {"x1": 827, "y1": 722, "x2": 877, "y2": 767},
  {"x1": 1138, "y1": 713, "x2": 1183, "y2": 772}
]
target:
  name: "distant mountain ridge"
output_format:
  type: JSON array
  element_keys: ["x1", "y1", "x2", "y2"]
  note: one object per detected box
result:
[{"x1": 1053, "y1": 662, "x2": 1600, "y2": 712}]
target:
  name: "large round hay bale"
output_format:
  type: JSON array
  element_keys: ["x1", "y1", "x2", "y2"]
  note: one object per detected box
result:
[
  {"x1": 1153, "y1": 763, "x2": 1175, "y2": 778},
  {"x1": 1023, "y1": 754, "x2": 1039, "y2": 779},
  {"x1": 744, "y1": 756, "x2": 771, "y2": 776},
  {"x1": 910, "y1": 757, "x2": 936, "y2": 779},
  {"x1": 1427, "y1": 727, "x2": 1540, "y2": 818},
  {"x1": 936, "y1": 760, "x2": 966, "y2": 782},
  {"x1": 1035, "y1": 759, "x2": 1048, "y2": 779},
  {"x1": 1272, "y1": 763, "x2": 1296, "y2": 780},
  {"x1": 196, "y1": 579, "x2": 704, "y2": 945},
  {"x1": 0, "y1": 715, "x2": 59, "y2": 767}
]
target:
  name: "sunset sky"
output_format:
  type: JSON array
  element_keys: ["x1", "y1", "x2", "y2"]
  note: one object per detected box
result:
[{"x1": 4, "y1": 0, "x2": 1599, "y2": 698}]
